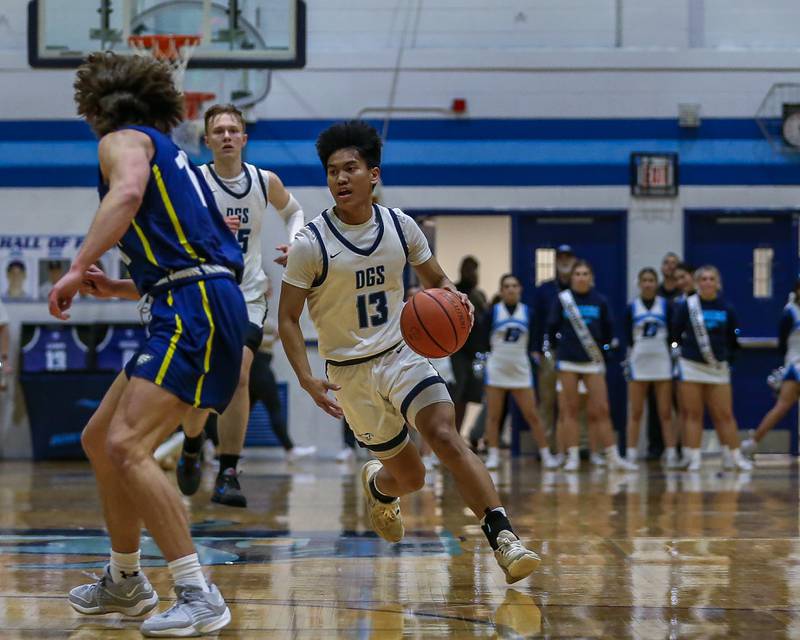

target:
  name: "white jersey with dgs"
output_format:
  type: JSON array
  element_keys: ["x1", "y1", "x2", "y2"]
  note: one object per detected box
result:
[
  {"x1": 629, "y1": 295, "x2": 671, "y2": 381},
  {"x1": 283, "y1": 204, "x2": 431, "y2": 361},
  {"x1": 198, "y1": 162, "x2": 271, "y2": 304},
  {"x1": 485, "y1": 302, "x2": 533, "y2": 388}
]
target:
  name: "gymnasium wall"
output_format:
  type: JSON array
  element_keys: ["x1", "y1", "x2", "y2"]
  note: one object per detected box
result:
[{"x1": 2, "y1": 1, "x2": 800, "y2": 457}]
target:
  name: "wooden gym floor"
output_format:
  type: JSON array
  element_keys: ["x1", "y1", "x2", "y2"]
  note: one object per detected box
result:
[{"x1": 0, "y1": 454, "x2": 798, "y2": 638}]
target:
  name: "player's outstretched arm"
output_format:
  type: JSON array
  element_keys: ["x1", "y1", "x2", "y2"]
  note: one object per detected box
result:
[
  {"x1": 413, "y1": 256, "x2": 475, "y2": 324},
  {"x1": 278, "y1": 281, "x2": 343, "y2": 419}
]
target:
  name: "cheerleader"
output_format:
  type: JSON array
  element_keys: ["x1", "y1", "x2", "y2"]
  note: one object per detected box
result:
[
  {"x1": 624, "y1": 268, "x2": 676, "y2": 469},
  {"x1": 482, "y1": 275, "x2": 559, "y2": 470},
  {"x1": 673, "y1": 266, "x2": 752, "y2": 471},
  {"x1": 545, "y1": 260, "x2": 636, "y2": 471},
  {"x1": 742, "y1": 280, "x2": 800, "y2": 456}
]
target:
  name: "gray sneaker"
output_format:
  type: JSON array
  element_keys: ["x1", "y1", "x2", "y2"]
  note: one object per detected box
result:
[
  {"x1": 140, "y1": 583, "x2": 231, "y2": 637},
  {"x1": 494, "y1": 530, "x2": 541, "y2": 585},
  {"x1": 68, "y1": 565, "x2": 159, "y2": 616}
]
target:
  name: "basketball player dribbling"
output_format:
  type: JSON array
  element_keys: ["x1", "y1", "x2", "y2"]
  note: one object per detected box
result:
[
  {"x1": 56, "y1": 52, "x2": 247, "y2": 636},
  {"x1": 278, "y1": 120, "x2": 540, "y2": 583}
]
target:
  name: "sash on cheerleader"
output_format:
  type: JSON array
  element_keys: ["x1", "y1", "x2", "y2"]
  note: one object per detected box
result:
[
  {"x1": 687, "y1": 293, "x2": 722, "y2": 369},
  {"x1": 559, "y1": 290, "x2": 604, "y2": 365}
]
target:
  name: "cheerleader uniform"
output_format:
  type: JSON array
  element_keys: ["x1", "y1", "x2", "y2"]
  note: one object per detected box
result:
[
  {"x1": 625, "y1": 296, "x2": 672, "y2": 381},
  {"x1": 482, "y1": 302, "x2": 536, "y2": 389},
  {"x1": 779, "y1": 300, "x2": 800, "y2": 381},
  {"x1": 545, "y1": 288, "x2": 614, "y2": 375},
  {"x1": 673, "y1": 295, "x2": 739, "y2": 385}
]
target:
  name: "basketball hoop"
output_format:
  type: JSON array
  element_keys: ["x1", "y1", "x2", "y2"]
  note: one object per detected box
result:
[
  {"x1": 128, "y1": 34, "x2": 215, "y2": 155},
  {"x1": 128, "y1": 34, "x2": 201, "y2": 91}
]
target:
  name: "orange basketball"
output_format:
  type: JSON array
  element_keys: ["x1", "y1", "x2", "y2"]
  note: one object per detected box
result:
[{"x1": 400, "y1": 288, "x2": 472, "y2": 358}]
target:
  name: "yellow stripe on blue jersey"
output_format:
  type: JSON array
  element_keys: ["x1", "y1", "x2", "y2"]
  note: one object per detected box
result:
[
  {"x1": 131, "y1": 220, "x2": 159, "y2": 266},
  {"x1": 152, "y1": 163, "x2": 203, "y2": 262},
  {"x1": 193, "y1": 280, "x2": 216, "y2": 407},
  {"x1": 156, "y1": 312, "x2": 183, "y2": 385}
]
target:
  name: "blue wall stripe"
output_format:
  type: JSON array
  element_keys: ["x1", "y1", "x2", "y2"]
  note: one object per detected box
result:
[
  {"x1": 0, "y1": 117, "x2": 771, "y2": 142},
  {"x1": 2, "y1": 120, "x2": 798, "y2": 187}
]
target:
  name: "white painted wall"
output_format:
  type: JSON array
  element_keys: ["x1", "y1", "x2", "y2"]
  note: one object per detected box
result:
[
  {"x1": 434, "y1": 215, "x2": 511, "y2": 301},
  {"x1": 5, "y1": 1, "x2": 800, "y2": 119}
]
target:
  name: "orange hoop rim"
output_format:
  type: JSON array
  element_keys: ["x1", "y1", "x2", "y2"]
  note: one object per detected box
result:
[
  {"x1": 127, "y1": 34, "x2": 202, "y2": 60},
  {"x1": 183, "y1": 91, "x2": 217, "y2": 120}
]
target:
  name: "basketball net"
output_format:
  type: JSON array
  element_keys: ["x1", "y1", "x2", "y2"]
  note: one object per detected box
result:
[{"x1": 128, "y1": 34, "x2": 215, "y2": 155}]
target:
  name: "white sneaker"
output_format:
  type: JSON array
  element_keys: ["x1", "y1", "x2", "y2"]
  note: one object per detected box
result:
[
  {"x1": 485, "y1": 450, "x2": 500, "y2": 470},
  {"x1": 140, "y1": 583, "x2": 230, "y2": 637},
  {"x1": 541, "y1": 451, "x2": 562, "y2": 470},
  {"x1": 740, "y1": 437, "x2": 757, "y2": 459},
  {"x1": 731, "y1": 449, "x2": 753, "y2": 472},
  {"x1": 360, "y1": 460, "x2": 404, "y2": 543},
  {"x1": 609, "y1": 456, "x2": 638, "y2": 472},
  {"x1": 286, "y1": 445, "x2": 316, "y2": 462},
  {"x1": 590, "y1": 452, "x2": 606, "y2": 467},
  {"x1": 493, "y1": 530, "x2": 541, "y2": 584},
  {"x1": 421, "y1": 453, "x2": 437, "y2": 471},
  {"x1": 721, "y1": 447, "x2": 734, "y2": 470},
  {"x1": 563, "y1": 455, "x2": 580, "y2": 472},
  {"x1": 68, "y1": 565, "x2": 158, "y2": 617},
  {"x1": 336, "y1": 447, "x2": 355, "y2": 463},
  {"x1": 687, "y1": 454, "x2": 702, "y2": 472}
]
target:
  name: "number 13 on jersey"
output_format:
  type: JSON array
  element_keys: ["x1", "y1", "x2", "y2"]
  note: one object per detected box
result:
[{"x1": 357, "y1": 291, "x2": 388, "y2": 328}]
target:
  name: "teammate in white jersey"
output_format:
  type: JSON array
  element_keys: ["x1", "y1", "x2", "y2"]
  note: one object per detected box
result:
[
  {"x1": 742, "y1": 280, "x2": 800, "y2": 457},
  {"x1": 279, "y1": 121, "x2": 540, "y2": 584},
  {"x1": 480, "y1": 274, "x2": 559, "y2": 470},
  {"x1": 177, "y1": 104, "x2": 312, "y2": 508}
]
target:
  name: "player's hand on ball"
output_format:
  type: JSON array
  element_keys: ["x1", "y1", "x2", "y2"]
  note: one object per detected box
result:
[
  {"x1": 224, "y1": 215, "x2": 241, "y2": 234},
  {"x1": 455, "y1": 291, "x2": 474, "y2": 327},
  {"x1": 80, "y1": 265, "x2": 116, "y2": 299},
  {"x1": 274, "y1": 244, "x2": 290, "y2": 266},
  {"x1": 302, "y1": 377, "x2": 343, "y2": 419}
]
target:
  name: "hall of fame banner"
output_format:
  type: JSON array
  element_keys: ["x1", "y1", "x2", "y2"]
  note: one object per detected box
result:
[{"x1": 0, "y1": 235, "x2": 122, "y2": 303}]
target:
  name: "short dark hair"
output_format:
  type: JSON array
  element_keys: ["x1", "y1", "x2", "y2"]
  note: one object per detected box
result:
[
  {"x1": 316, "y1": 120, "x2": 382, "y2": 169},
  {"x1": 673, "y1": 261, "x2": 693, "y2": 274},
  {"x1": 638, "y1": 267, "x2": 658, "y2": 280},
  {"x1": 7, "y1": 260, "x2": 25, "y2": 272},
  {"x1": 499, "y1": 273, "x2": 520, "y2": 288},
  {"x1": 571, "y1": 259, "x2": 594, "y2": 276},
  {"x1": 74, "y1": 52, "x2": 184, "y2": 137},
  {"x1": 204, "y1": 103, "x2": 246, "y2": 134}
]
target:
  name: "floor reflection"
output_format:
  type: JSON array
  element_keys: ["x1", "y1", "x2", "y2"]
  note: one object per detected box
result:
[{"x1": 0, "y1": 457, "x2": 798, "y2": 638}]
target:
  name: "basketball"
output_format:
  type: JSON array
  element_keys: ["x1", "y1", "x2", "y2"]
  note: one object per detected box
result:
[{"x1": 401, "y1": 288, "x2": 472, "y2": 358}]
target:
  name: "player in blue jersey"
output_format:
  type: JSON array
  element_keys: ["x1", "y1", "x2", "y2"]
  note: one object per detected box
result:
[{"x1": 49, "y1": 52, "x2": 247, "y2": 637}]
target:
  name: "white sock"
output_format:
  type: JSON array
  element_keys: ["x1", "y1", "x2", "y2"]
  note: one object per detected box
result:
[
  {"x1": 605, "y1": 445, "x2": 621, "y2": 462},
  {"x1": 110, "y1": 549, "x2": 141, "y2": 583},
  {"x1": 731, "y1": 448, "x2": 743, "y2": 460},
  {"x1": 488, "y1": 446, "x2": 499, "y2": 457},
  {"x1": 168, "y1": 553, "x2": 209, "y2": 592},
  {"x1": 541, "y1": 447, "x2": 555, "y2": 460},
  {"x1": 567, "y1": 446, "x2": 579, "y2": 462},
  {"x1": 684, "y1": 447, "x2": 701, "y2": 463},
  {"x1": 626, "y1": 447, "x2": 637, "y2": 462},
  {"x1": 665, "y1": 446, "x2": 677, "y2": 459}
]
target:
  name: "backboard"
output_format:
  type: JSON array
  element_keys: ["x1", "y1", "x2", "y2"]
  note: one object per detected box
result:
[{"x1": 28, "y1": 0, "x2": 306, "y2": 69}]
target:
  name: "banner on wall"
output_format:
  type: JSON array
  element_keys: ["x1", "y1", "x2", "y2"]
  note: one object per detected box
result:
[{"x1": 0, "y1": 235, "x2": 122, "y2": 302}]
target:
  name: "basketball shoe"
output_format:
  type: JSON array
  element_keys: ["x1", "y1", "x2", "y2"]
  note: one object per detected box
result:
[
  {"x1": 68, "y1": 565, "x2": 158, "y2": 616},
  {"x1": 360, "y1": 460, "x2": 404, "y2": 543},
  {"x1": 212, "y1": 468, "x2": 247, "y2": 508},
  {"x1": 494, "y1": 531, "x2": 541, "y2": 584},
  {"x1": 140, "y1": 583, "x2": 230, "y2": 637}
]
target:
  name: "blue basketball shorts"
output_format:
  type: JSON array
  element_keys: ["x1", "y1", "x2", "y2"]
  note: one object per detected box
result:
[{"x1": 125, "y1": 274, "x2": 247, "y2": 413}]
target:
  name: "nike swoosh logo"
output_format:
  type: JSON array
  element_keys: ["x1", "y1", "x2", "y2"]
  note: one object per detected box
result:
[{"x1": 329, "y1": 251, "x2": 342, "y2": 259}]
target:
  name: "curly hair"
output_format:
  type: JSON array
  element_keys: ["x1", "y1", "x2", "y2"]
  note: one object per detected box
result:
[
  {"x1": 315, "y1": 120, "x2": 382, "y2": 169},
  {"x1": 74, "y1": 52, "x2": 184, "y2": 137}
]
